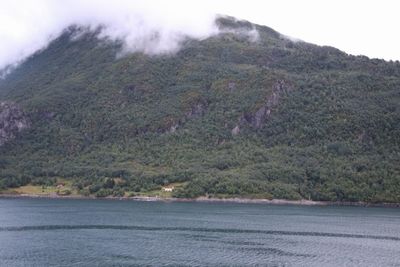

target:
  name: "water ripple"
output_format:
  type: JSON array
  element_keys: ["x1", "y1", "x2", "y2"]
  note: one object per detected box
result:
[{"x1": 1, "y1": 225, "x2": 399, "y2": 241}]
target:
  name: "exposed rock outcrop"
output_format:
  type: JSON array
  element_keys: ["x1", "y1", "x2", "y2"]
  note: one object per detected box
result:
[
  {"x1": 228, "y1": 82, "x2": 236, "y2": 92},
  {"x1": 167, "y1": 123, "x2": 179, "y2": 134},
  {"x1": 232, "y1": 80, "x2": 293, "y2": 135},
  {"x1": 166, "y1": 102, "x2": 207, "y2": 134},
  {"x1": 231, "y1": 125, "x2": 240, "y2": 136},
  {"x1": 185, "y1": 102, "x2": 206, "y2": 118},
  {"x1": 0, "y1": 101, "x2": 30, "y2": 146}
]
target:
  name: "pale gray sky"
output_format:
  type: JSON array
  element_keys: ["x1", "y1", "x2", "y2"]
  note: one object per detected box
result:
[{"x1": 0, "y1": 0, "x2": 399, "y2": 70}]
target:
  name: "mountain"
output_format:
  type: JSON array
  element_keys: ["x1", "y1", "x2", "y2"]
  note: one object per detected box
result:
[{"x1": 0, "y1": 16, "x2": 399, "y2": 202}]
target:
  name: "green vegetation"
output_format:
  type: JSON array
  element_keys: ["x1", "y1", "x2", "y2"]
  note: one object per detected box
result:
[
  {"x1": 0, "y1": 17, "x2": 399, "y2": 203},
  {"x1": 2, "y1": 179, "x2": 77, "y2": 196}
]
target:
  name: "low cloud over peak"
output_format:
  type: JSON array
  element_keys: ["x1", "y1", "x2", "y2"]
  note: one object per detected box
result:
[{"x1": 0, "y1": 0, "x2": 234, "y2": 71}]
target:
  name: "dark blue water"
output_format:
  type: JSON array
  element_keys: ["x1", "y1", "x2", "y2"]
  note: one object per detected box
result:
[{"x1": 0, "y1": 198, "x2": 399, "y2": 266}]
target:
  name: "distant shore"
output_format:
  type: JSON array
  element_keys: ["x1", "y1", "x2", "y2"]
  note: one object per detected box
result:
[{"x1": 1, "y1": 193, "x2": 399, "y2": 208}]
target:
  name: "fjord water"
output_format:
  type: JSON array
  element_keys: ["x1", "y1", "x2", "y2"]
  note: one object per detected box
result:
[{"x1": 0, "y1": 199, "x2": 399, "y2": 267}]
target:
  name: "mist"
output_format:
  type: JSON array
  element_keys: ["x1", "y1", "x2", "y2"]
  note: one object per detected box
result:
[
  {"x1": 1, "y1": 0, "x2": 399, "y2": 73},
  {"x1": 0, "y1": 0, "x2": 225, "y2": 71}
]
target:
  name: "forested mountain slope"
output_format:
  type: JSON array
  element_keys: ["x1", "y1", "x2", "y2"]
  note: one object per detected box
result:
[{"x1": 1, "y1": 17, "x2": 399, "y2": 202}]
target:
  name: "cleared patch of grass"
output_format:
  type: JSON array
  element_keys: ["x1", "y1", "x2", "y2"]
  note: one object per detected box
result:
[
  {"x1": 3, "y1": 185, "x2": 58, "y2": 195},
  {"x1": 126, "y1": 182, "x2": 185, "y2": 198},
  {"x1": 2, "y1": 179, "x2": 78, "y2": 196}
]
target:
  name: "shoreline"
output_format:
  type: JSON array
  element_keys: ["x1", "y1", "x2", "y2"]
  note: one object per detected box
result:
[{"x1": 1, "y1": 193, "x2": 399, "y2": 208}]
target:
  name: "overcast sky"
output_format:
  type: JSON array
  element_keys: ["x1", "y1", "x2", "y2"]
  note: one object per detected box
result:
[{"x1": 0, "y1": 0, "x2": 399, "y2": 70}]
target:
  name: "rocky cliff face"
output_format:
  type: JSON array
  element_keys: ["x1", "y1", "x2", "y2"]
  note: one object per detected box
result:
[
  {"x1": 167, "y1": 102, "x2": 207, "y2": 134},
  {"x1": 0, "y1": 101, "x2": 30, "y2": 146},
  {"x1": 232, "y1": 80, "x2": 293, "y2": 135}
]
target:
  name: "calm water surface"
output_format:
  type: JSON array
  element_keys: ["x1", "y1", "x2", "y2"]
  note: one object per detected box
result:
[{"x1": 0, "y1": 198, "x2": 399, "y2": 266}]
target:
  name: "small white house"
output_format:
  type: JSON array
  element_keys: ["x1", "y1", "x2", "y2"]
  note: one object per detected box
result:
[{"x1": 162, "y1": 186, "x2": 174, "y2": 192}]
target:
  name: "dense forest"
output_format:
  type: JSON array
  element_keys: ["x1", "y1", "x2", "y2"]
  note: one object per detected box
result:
[{"x1": 0, "y1": 17, "x2": 399, "y2": 202}]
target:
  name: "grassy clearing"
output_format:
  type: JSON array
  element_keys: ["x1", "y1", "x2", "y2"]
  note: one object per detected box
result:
[
  {"x1": 1, "y1": 179, "x2": 78, "y2": 196},
  {"x1": 1, "y1": 181, "x2": 185, "y2": 198},
  {"x1": 126, "y1": 182, "x2": 185, "y2": 198}
]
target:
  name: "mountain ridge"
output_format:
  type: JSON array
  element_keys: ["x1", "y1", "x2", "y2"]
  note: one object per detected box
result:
[{"x1": 0, "y1": 16, "x2": 399, "y2": 202}]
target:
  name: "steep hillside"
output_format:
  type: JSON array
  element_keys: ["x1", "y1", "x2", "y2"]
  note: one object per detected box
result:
[{"x1": 0, "y1": 17, "x2": 399, "y2": 202}]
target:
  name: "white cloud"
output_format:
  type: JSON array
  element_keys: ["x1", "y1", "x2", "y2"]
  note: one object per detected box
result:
[
  {"x1": 0, "y1": 0, "x2": 221, "y2": 69},
  {"x1": 0, "y1": 0, "x2": 399, "y2": 71}
]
